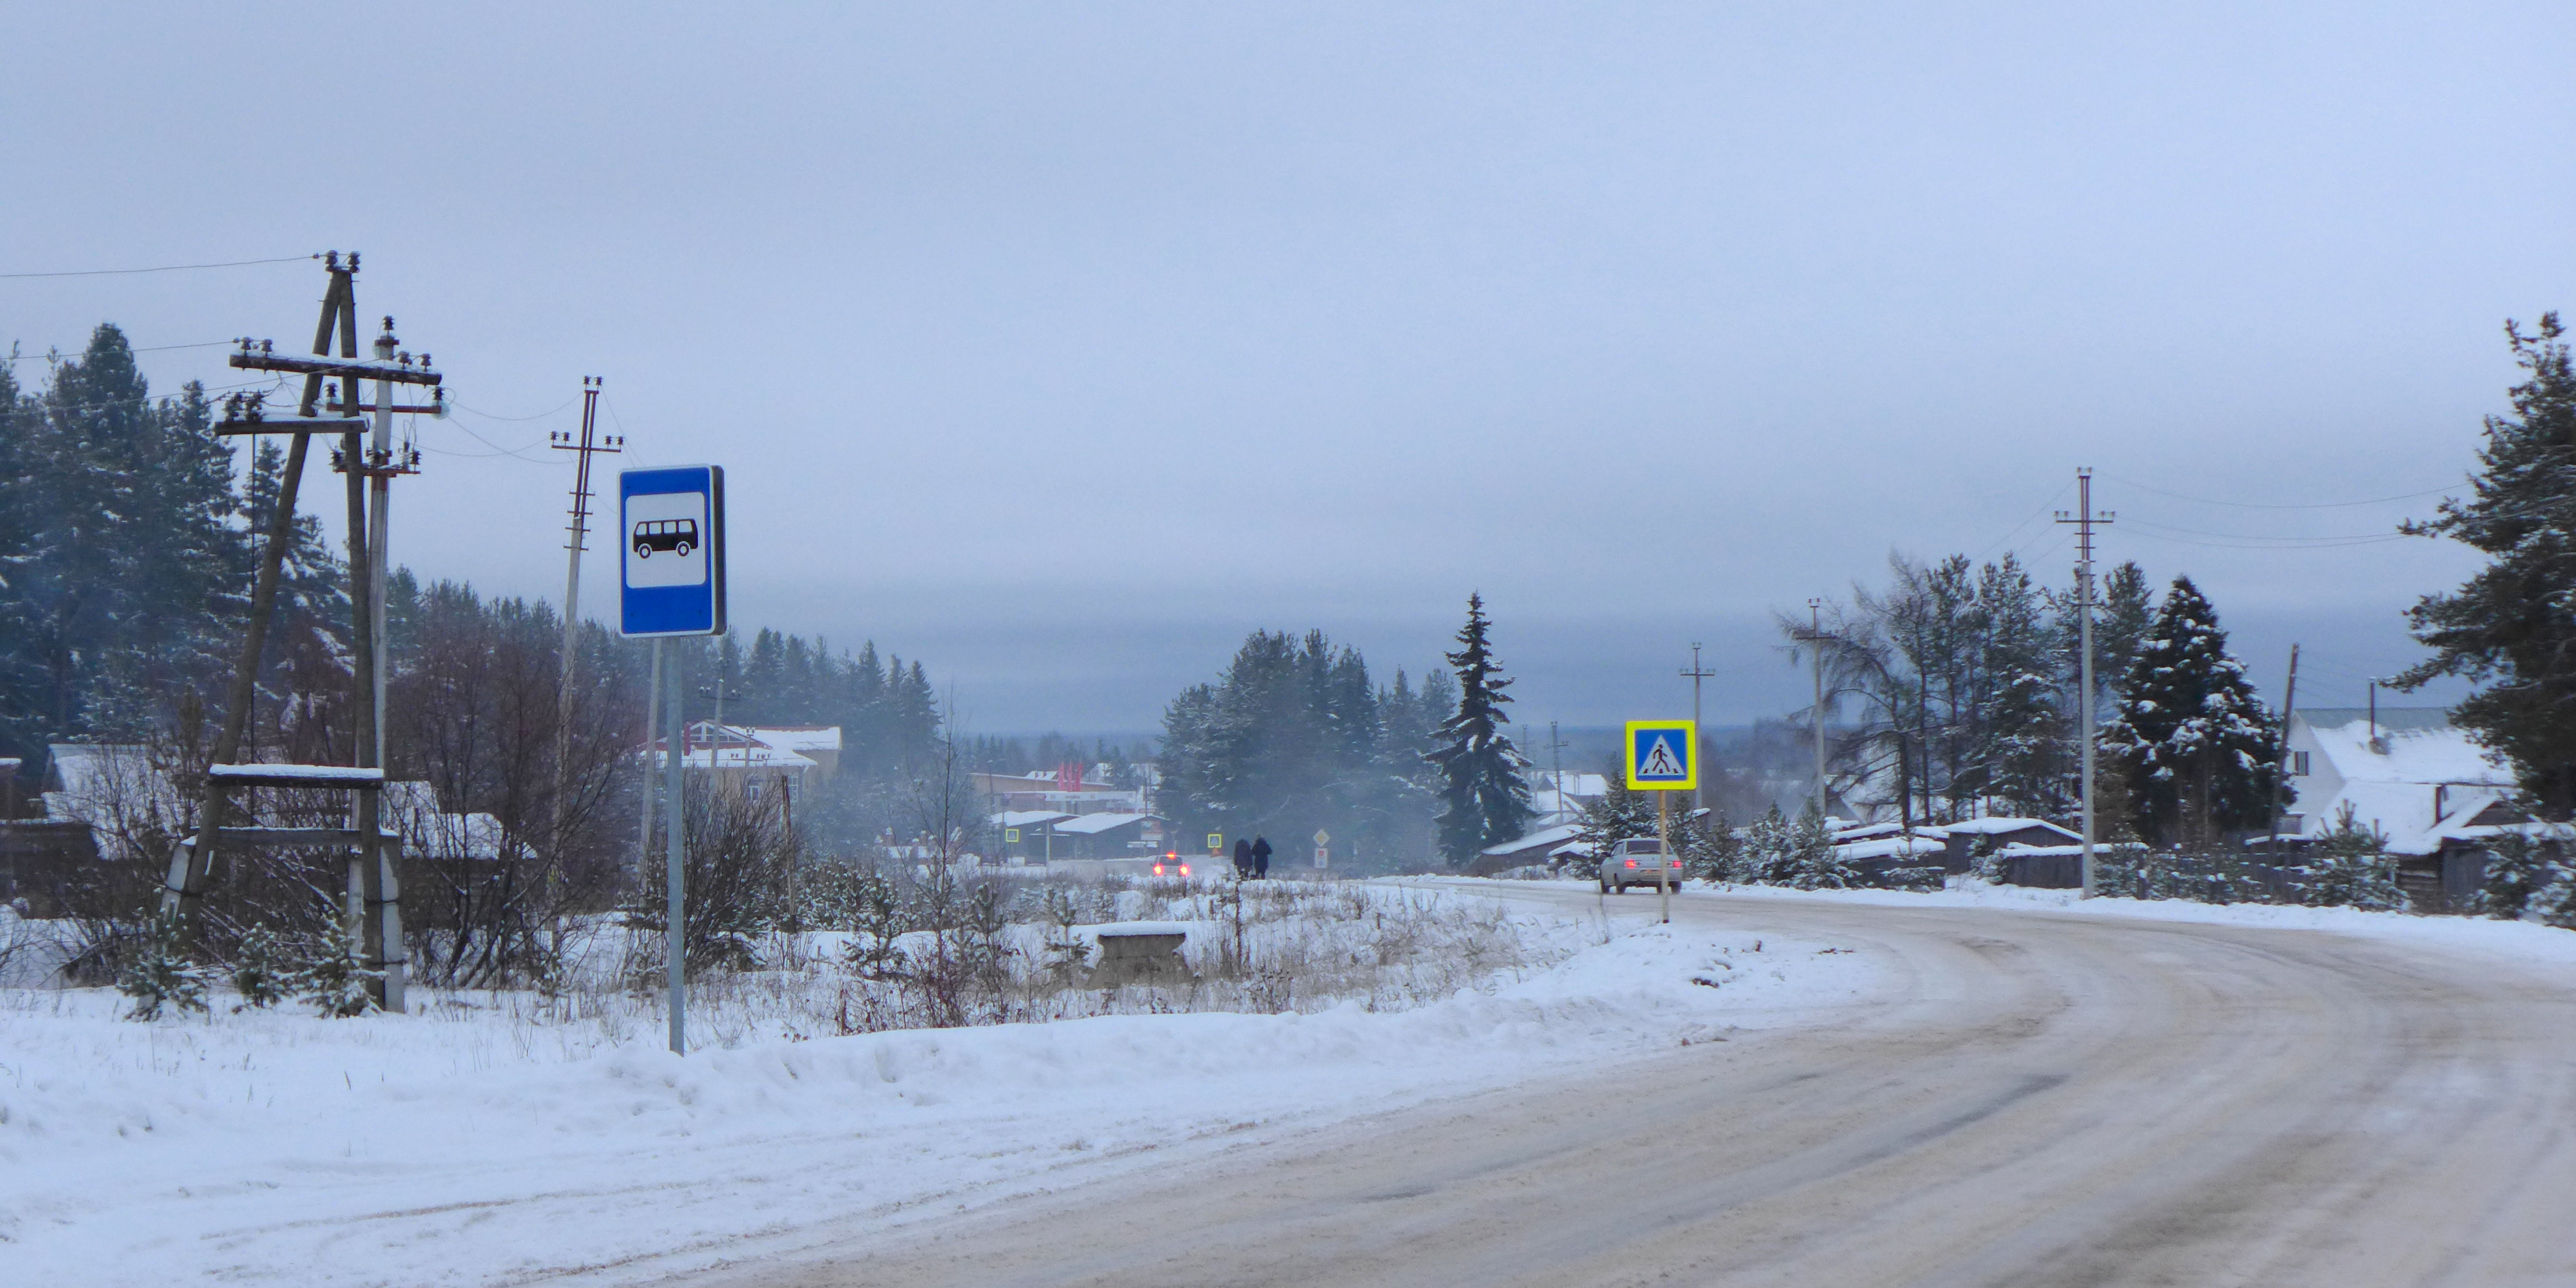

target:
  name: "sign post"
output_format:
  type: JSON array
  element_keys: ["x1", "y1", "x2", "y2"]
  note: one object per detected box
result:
[
  {"x1": 1625, "y1": 720, "x2": 1697, "y2": 924},
  {"x1": 619, "y1": 465, "x2": 725, "y2": 1056}
]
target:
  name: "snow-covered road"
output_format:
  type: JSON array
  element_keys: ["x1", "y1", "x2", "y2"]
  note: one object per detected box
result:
[{"x1": 710, "y1": 885, "x2": 2576, "y2": 1288}]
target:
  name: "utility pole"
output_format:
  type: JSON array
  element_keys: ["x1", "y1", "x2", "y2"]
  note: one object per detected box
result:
[
  {"x1": 2268, "y1": 643, "x2": 2299, "y2": 855},
  {"x1": 2056, "y1": 468, "x2": 2115, "y2": 898},
  {"x1": 1542, "y1": 721, "x2": 1571, "y2": 821},
  {"x1": 547, "y1": 378, "x2": 620, "y2": 937},
  {"x1": 169, "y1": 256, "x2": 445, "y2": 1011},
  {"x1": 1792, "y1": 600, "x2": 1829, "y2": 820},
  {"x1": 1680, "y1": 644, "x2": 1715, "y2": 818}
]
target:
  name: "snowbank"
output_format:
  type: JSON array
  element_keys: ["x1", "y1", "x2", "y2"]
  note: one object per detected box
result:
[{"x1": 0, "y1": 911, "x2": 1889, "y2": 1287}]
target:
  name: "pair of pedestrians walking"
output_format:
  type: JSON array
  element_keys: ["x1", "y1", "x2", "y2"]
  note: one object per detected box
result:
[{"x1": 1230, "y1": 836, "x2": 1272, "y2": 880}]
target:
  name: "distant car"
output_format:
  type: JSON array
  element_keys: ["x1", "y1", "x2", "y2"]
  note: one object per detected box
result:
[
  {"x1": 1600, "y1": 837, "x2": 1683, "y2": 894},
  {"x1": 1150, "y1": 853, "x2": 1193, "y2": 879}
]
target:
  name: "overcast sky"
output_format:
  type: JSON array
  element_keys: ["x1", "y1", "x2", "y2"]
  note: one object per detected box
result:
[{"x1": 8, "y1": 5, "x2": 2572, "y2": 735}]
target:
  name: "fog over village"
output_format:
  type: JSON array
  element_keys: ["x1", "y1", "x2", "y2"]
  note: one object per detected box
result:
[{"x1": 5, "y1": 7, "x2": 2576, "y2": 1287}]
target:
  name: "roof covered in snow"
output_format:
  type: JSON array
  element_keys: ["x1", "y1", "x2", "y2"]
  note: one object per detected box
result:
[
  {"x1": 1481, "y1": 823, "x2": 1587, "y2": 856},
  {"x1": 990, "y1": 810, "x2": 1076, "y2": 828},
  {"x1": 1835, "y1": 835, "x2": 1946, "y2": 861},
  {"x1": 1048, "y1": 811, "x2": 1163, "y2": 836},
  {"x1": 2300, "y1": 709, "x2": 2508, "y2": 786},
  {"x1": 1940, "y1": 817, "x2": 2080, "y2": 839}
]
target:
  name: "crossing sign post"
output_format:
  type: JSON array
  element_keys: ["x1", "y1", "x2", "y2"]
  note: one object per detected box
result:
[
  {"x1": 619, "y1": 465, "x2": 726, "y2": 1058},
  {"x1": 1623, "y1": 719, "x2": 1696, "y2": 924}
]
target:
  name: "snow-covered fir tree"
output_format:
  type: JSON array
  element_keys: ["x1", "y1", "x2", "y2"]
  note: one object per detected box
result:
[
  {"x1": 1428, "y1": 593, "x2": 1533, "y2": 866},
  {"x1": 1975, "y1": 555, "x2": 2066, "y2": 818},
  {"x1": 2101, "y1": 576, "x2": 2281, "y2": 849},
  {"x1": 2397, "y1": 314, "x2": 2576, "y2": 815}
]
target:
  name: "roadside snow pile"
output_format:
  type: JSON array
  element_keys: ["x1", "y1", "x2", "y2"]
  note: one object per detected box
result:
[
  {"x1": 0, "y1": 904, "x2": 1889, "y2": 1288},
  {"x1": 1700, "y1": 877, "x2": 2576, "y2": 970}
]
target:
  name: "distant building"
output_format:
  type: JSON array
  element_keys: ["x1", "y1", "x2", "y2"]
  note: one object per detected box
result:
[
  {"x1": 972, "y1": 766, "x2": 1145, "y2": 816},
  {"x1": 640, "y1": 722, "x2": 839, "y2": 817},
  {"x1": 2282, "y1": 708, "x2": 2512, "y2": 853},
  {"x1": 987, "y1": 810, "x2": 1076, "y2": 863},
  {"x1": 1041, "y1": 811, "x2": 1171, "y2": 858}
]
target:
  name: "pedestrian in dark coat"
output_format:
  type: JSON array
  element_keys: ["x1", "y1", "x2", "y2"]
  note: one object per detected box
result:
[
  {"x1": 1232, "y1": 837, "x2": 1254, "y2": 879},
  {"x1": 1251, "y1": 836, "x2": 1272, "y2": 879}
]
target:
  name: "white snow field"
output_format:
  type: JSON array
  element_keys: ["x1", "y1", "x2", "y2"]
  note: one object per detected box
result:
[{"x1": 0, "y1": 890, "x2": 1889, "y2": 1287}]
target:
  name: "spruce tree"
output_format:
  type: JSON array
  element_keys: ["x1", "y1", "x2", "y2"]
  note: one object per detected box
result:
[
  {"x1": 1974, "y1": 554, "x2": 2066, "y2": 818},
  {"x1": 2396, "y1": 314, "x2": 2576, "y2": 813},
  {"x1": 1428, "y1": 593, "x2": 1533, "y2": 865},
  {"x1": 2101, "y1": 576, "x2": 2281, "y2": 848}
]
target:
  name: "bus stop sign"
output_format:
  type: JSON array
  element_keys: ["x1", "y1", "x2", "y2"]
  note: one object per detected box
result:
[{"x1": 619, "y1": 465, "x2": 726, "y2": 638}]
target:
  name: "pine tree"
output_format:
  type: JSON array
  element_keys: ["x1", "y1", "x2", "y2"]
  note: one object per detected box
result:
[
  {"x1": 2396, "y1": 314, "x2": 2576, "y2": 813},
  {"x1": 1428, "y1": 593, "x2": 1533, "y2": 865},
  {"x1": 1975, "y1": 554, "x2": 2066, "y2": 817},
  {"x1": 2101, "y1": 576, "x2": 2281, "y2": 848},
  {"x1": 1574, "y1": 760, "x2": 1657, "y2": 879},
  {"x1": 2297, "y1": 804, "x2": 2403, "y2": 909}
]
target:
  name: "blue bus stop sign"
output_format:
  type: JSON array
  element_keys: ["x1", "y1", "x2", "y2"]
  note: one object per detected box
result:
[{"x1": 619, "y1": 465, "x2": 726, "y2": 638}]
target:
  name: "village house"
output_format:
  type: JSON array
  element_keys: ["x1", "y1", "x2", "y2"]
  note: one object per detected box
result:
[
  {"x1": 971, "y1": 766, "x2": 1146, "y2": 816},
  {"x1": 2281, "y1": 706, "x2": 2518, "y2": 908}
]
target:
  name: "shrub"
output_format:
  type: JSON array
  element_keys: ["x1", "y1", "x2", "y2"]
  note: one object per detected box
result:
[{"x1": 118, "y1": 914, "x2": 209, "y2": 1021}]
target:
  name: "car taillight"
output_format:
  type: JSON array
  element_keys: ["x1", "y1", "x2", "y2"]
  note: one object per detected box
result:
[
  {"x1": 1670, "y1": 860, "x2": 1682, "y2": 868},
  {"x1": 1180, "y1": 864, "x2": 1191, "y2": 876},
  {"x1": 1624, "y1": 860, "x2": 1637, "y2": 868},
  {"x1": 1153, "y1": 864, "x2": 1165, "y2": 875}
]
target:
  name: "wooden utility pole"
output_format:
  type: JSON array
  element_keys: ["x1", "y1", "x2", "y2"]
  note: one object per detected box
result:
[
  {"x1": 2267, "y1": 643, "x2": 2299, "y2": 854},
  {"x1": 1679, "y1": 644, "x2": 1715, "y2": 818},
  {"x1": 2056, "y1": 469, "x2": 2114, "y2": 898}
]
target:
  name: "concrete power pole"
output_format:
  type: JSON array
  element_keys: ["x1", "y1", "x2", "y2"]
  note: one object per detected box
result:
[
  {"x1": 1794, "y1": 601, "x2": 1829, "y2": 821},
  {"x1": 2056, "y1": 469, "x2": 2114, "y2": 898},
  {"x1": 547, "y1": 378, "x2": 620, "y2": 937},
  {"x1": 1679, "y1": 643, "x2": 1715, "y2": 818}
]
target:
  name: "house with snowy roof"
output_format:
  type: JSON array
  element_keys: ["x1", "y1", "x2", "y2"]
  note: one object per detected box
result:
[
  {"x1": 2282, "y1": 708, "x2": 2512, "y2": 853},
  {"x1": 2281, "y1": 707, "x2": 2520, "y2": 909},
  {"x1": 641, "y1": 722, "x2": 839, "y2": 817}
]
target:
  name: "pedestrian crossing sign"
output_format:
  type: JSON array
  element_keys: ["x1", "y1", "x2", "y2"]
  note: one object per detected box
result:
[{"x1": 1625, "y1": 720, "x2": 1697, "y2": 791}]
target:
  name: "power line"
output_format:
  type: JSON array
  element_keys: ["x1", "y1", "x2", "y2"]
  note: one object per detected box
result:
[
  {"x1": 1, "y1": 253, "x2": 319, "y2": 280},
  {"x1": 2121, "y1": 516, "x2": 2410, "y2": 544},
  {"x1": 449, "y1": 397, "x2": 578, "y2": 423},
  {"x1": 7, "y1": 340, "x2": 242, "y2": 363},
  {"x1": 2105, "y1": 474, "x2": 2457, "y2": 510}
]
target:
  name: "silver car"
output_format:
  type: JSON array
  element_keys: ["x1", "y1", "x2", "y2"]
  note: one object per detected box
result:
[{"x1": 1599, "y1": 836, "x2": 1683, "y2": 893}]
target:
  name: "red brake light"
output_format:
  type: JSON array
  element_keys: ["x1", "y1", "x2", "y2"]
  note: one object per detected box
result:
[
  {"x1": 1671, "y1": 860, "x2": 1682, "y2": 868},
  {"x1": 1180, "y1": 864, "x2": 1191, "y2": 876},
  {"x1": 1153, "y1": 863, "x2": 1165, "y2": 875},
  {"x1": 1624, "y1": 860, "x2": 1637, "y2": 868}
]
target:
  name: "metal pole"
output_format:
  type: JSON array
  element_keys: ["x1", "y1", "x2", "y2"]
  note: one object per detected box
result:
[
  {"x1": 637, "y1": 640, "x2": 661, "y2": 879},
  {"x1": 1656, "y1": 789, "x2": 1671, "y2": 925},
  {"x1": 2076, "y1": 471, "x2": 2098, "y2": 898},
  {"x1": 665, "y1": 649, "x2": 687, "y2": 1056}
]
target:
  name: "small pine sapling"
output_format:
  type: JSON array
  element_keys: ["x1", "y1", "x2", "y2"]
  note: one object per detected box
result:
[
  {"x1": 118, "y1": 913, "x2": 209, "y2": 1021},
  {"x1": 2297, "y1": 804, "x2": 2404, "y2": 910},
  {"x1": 230, "y1": 925, "x2": 290, "y2": 1010},
  {"x1": 290, "y1": 935, "x2": 382, "y2": 1017},
  {"x1": 2477, "y1": 832, "x2": 2554, "y2": 919}
]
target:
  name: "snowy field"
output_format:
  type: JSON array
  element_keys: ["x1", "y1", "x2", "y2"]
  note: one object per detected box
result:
[{"x1": 0, "y1": 886, "x2": 1889, "y2": 1288}]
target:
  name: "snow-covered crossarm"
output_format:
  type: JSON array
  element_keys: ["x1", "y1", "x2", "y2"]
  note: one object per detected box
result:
[
  {"x1": 227, "y1": 349, "x2": 444, "y2": 386},
  {"x1": 206, "y1": 763, "x2": 386, "y2": 789},
  {"x1": 212, "y1": 414, "x2": 371, "y2": 436}
]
